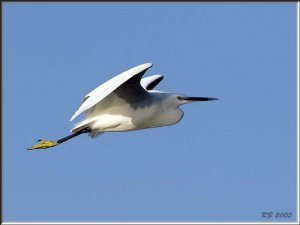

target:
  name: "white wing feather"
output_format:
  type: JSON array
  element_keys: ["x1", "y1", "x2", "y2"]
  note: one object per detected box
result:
[
  {"x1": 70, "y1": 63, "x2": 152, "y2": 121},
  {"x1": 140, "y1": 74, "x2": 163, "y2": 90}
]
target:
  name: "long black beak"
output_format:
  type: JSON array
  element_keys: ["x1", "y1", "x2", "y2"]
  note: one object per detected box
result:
[{"x1": 179, "y1": 96, "x2": 218, "y2": 101}]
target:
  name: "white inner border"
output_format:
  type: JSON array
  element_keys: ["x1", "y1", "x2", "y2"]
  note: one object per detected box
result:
[{"x1": 2, "y1": 2, "x2": 299, "y2": 225}]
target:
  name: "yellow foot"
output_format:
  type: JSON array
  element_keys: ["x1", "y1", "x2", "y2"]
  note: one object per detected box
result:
[{"x1": 27, "y1": 140, "x2": 59, "y2": 150}]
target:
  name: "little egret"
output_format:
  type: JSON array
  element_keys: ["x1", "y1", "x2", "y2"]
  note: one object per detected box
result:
[{"x1": 28, "y1": 63, "x2": 218, "y2": 150}]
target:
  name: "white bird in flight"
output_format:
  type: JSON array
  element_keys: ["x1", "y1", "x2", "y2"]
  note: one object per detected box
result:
[{"x1": 28, "y1": 63, "x2": 218, "y2": 150}]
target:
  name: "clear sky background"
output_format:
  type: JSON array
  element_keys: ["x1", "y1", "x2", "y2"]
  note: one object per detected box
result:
[{"x1": 3, "y1": 2, "x2": 297, "y2": 222}]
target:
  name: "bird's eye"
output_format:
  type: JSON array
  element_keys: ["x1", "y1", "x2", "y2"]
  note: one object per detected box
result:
[{"x1": 177, "y1": 96, "x2": 181, "y2": 100}]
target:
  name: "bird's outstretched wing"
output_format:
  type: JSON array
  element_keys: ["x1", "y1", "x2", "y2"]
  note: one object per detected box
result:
[
  {"x1": 70, "y1": 63, "x2": 152, "y2": 121},
  {"x1": 141, "y1": 74, "x2": 164, "y2": 90}
]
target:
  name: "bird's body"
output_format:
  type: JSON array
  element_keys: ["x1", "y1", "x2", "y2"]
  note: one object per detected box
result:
[
  {"x1": 72, "y1": 91, "x2": 184, "y2": 136},
  {"x1": 28, "y1": 63, "x2": 217, "y2": 150}
]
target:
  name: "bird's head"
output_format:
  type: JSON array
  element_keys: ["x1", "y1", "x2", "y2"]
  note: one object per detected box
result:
[{"x1": 170, "y1": 93, "x2": 218, "y2": 107}]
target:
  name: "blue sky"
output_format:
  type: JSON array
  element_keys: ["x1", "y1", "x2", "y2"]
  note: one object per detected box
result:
[{"x1": 3, "y1": 2, "x2": 298, "y2": 222}]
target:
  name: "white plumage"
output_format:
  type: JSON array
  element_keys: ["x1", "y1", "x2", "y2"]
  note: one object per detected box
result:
[
  {"x1": 69, "y1": 63, "x2": 217, "y2": 139},
  {"x1": 70, "y1": 63, "x2": 153, "y2": 121},
  {"x1": 28, "y1": 63, "x2": 218, "y2": 150}
]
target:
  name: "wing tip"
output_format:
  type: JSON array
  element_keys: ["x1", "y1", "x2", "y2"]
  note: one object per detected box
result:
[
  {"x1": 140, "y1": 62, "x2": 153, "y2": 70},
  {"x1": 154, "y1": 74, "x2": 164, "y2": 79}
]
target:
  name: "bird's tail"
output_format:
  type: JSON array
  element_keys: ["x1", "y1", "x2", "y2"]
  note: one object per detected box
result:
[
  {"x1": 88, "y1": 131, "x2": 104, "y2": 138},
  {"x1": 71, "y1": 117, "x2": 97, "y2": 134},
  {"x1": 71, "y1": 117, "x2": 104, "y2": 138}
]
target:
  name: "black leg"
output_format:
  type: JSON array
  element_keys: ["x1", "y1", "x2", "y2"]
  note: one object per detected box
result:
[{"x1": 57, "y1": 127, "x2": 91, "y2": 144}]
